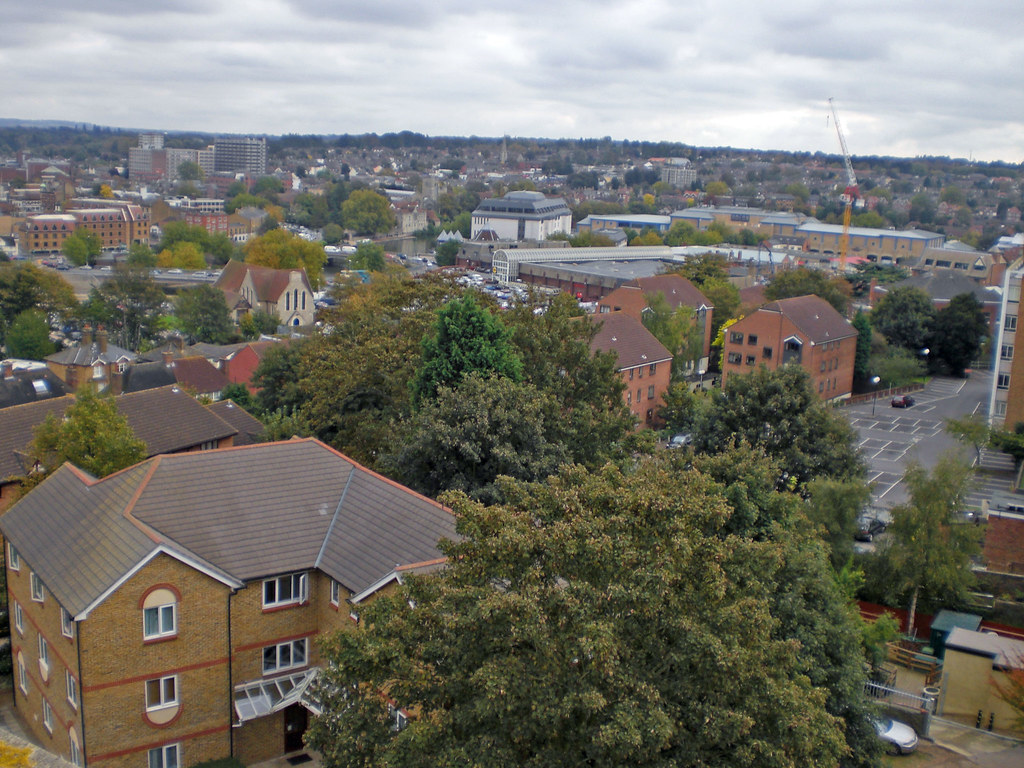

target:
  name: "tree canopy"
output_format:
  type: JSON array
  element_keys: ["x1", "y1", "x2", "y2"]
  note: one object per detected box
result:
[
  {"x1": 341, "y1": 189, "x2": 396, "y2": 235},
  {"x1": 410, "y1": 294, "x2": 523, "y2": 408},
  {"x1": 764, "y1": 267, "x2": 851, "y2": 315},
  {"x1": 308, "y1": 454, "x2": 875, "y2": 768},
  {"x1": 61, "y1": 229, "x2": 101, "y2": 266},
  {"x1": 175, "y1": 283, "x2": 234, "y2": 344},
  {"x1": 927, "y1": 293, "x2": 988, "y2": 376},
  {"x1": 5, "y1": 309, "x2": 54, "y2": 360},
  {"x1": 0, "y1": 262, "x2": 77, "y2": 350},
  {"x1": 347, "y1": 242, "x2": 386, "y2": 272},
  {"x1": 243, "y1": 229, "x2": 327, "y2": 288},
  {"x1": 694, "y1": 365, "x2": 865, "y2": 489},
  {"x1": 27, "y1": 387, "x2": 147, "y2": 483},
  {"x1": 871, "y1": 286, "x2": 935, "y2": 351},
  {"x1": 79, "y1": 266, "x2": 167, "y2": 351}
]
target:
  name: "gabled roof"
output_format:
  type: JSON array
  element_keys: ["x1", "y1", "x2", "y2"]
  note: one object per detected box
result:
[
  {"x1": 589, "y1": 312, "x2": 673, "y2": 369},
  {"x1": 629, "y1": 273, "x2": 712, "y2": 310},
  {"x1": 206, "y1": 400, "x2": 265, "y2": 446},
  {"x1": 214, "y1": 260, "x2": 310, "y2": 304},
  {"x1": 0, "y1": 386, "x2": 239, "y2": 483},
  {"x1": 0, "y1": 368, "x2": 69, "y2": 410},
  {"x1": 166, "y1": 356, "x2": 232, "y2": 394},
  {"x1": 886, "y1": 271, "x2": 1001, "y2": 304},
  {"x1": 0, "y1": 440, "x2": 456, "y2": 617},
  {"x1": 46, "y1": 339, "x2": 136, "y2": 367},
  {"x1": 759, "y1": 295, "x2": 857, "y2": 343}
]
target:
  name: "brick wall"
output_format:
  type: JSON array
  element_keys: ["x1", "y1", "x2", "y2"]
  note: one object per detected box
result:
[{"x1": 79, "y1": 553, "x2": 232, "y2": 768}]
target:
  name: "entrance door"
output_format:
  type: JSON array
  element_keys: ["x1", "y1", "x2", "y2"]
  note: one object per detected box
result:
[{"x1": 284, "y1": 704, "x2": 308, "y2": 753}]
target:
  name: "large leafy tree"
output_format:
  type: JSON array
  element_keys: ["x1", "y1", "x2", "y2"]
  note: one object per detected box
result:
[
  {"x1": 871, "y1": 286, "x2": 935, "y2": 351},
  {"x1": 308, "y1": 459, "x2": 855, "y2": 768},
  {"x1": 80, "y1": 266, "x2": 167, "y2": 351},
  {"x1": 387, "y1": 373, "x2": 567, "y2": 504},
  {"x1": 805, "y1": 477, "x2": 872, "y2": 569},
  {"x1": 880, "y1": 455, "x2": 980, "y2": 639},
  {"x1": 27, "y1": 387, "x2": 147, "y2": 483},
  {"x1": 0, "y1": 262, "x2": 77, "y2": 349},
  {"x1": 5, "y1": 309, "x2": 54, "y2": 360},
  {"x1": 252, "y1": 339, "x2": 311, "y2": 418},
  {"x1": 642, "y1": 292, "x2": 702, "y2": 376},
  {"x1": 410, "y1": 294, "x2": 523, "y2": 408},
  {"x1": 694, "y1": 365, "x2": 864, "y2": 489},
  {"x1": 61, "y1": 229, "x2": 101, "y2": 266},
  {"x1": 175, "y1": 284, "x2": 233, "y2": 344},
  {"x1": 341, "y1": 189, "x2": 396, "y2": 235},
  {"x1": 505, "y1": 291, "x2": 633, "y2": 468},
  {"x1": 764, "y1": 267, "x2": 851, "y2": 315},
  {"x1": 927, "y1": 293, "x2": 988, "y2": 376},
  {"x1": 243, "y1": 229, "x2": 327, "y2": 288},
  {"x1": 347, "y1": 242, "x2": 386, "y2": 272}
]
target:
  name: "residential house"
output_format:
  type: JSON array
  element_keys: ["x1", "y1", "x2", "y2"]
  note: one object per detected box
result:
[
  {"x1": 214, "y1": 261, "x2": 314, "y2": 328},
  {"x1": 45, "y1": 328, "x2": 137, "y2": 393},
  {"x1": 0, "y1": 385, "x2": 242, "y2": 513},
  {"x1": 720, "y1": 295, "x2": 858, "y2": 401},
  {"x1": 597, "y1": 274, "x2": 713, "y2": 375},
  {"x1": 1, "y1": 438, "x2": 455, "y2": 767},
  {"x1": 123, "y1": 356, "x2": 232, "y2": 400},
  {"x1": 0, "y1": 361, "x2": 69, "y2": 410},
  {"x1": 589, "y1": 312, "x2": 673, "y2": 427}
]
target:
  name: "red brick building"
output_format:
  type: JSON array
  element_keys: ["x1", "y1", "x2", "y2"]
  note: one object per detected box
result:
[
  {"x1": 721, "y1": 295, "x2": 858, "y2": 401},
  {"x1": 598, "y1": 273, "x2": 713, "y2": 375},
  {"x1": 589, "y1": 312, "x2": 673, "y2": 427},
  {"x1": 1, "y1": 439, "x2": 455, "y2": 768}
]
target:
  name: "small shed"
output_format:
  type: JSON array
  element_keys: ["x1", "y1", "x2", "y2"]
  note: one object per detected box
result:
[{"x1": 930, "y1": 610, "x2": 982, "y2": 659}]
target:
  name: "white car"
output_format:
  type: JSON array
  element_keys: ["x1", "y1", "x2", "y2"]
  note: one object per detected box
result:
[{"x1": 874, "y1": 717, "x2": 918, "y2": 754}]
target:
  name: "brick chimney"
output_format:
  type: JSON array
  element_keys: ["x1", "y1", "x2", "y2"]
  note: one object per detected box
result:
[
  {"x1": 82, "y1": 325, "x2": 94, "y2": 346},
  {"x1": 174, "y1": 335, "x2": 185, "y2": 353},
  {"x1": 1, "y1": 361, "x2": 13, "y2": 379},
  {"x1": 96, "y1": 328, "x2": 108, "y2": 354},
  {"x1": 162, "y1": 351, "x2": 174, "y2": 365}
]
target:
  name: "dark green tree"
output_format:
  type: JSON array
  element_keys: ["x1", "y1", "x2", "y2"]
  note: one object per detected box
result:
[
  {"x1": 694, "y1": 365, "x2": 865, "y2": 489},
  {"x1": 80, "y1": 266, "x2": 167, "y2": 351},
  {"x1": 308, "y1": 459, "x2": 853, "y2": 768},
  {"x1": 434, "y1": 239, "x2": 460, "y2": 267},
  {"x1": 321, "y1": 223, "x2": 344, "y2": 245},
  {"x1": 870, "y1": 286, "x2": 935, "y2": 351},
  {"x1": 5, "y1": 309, "x2": 54, "y2": 360},
  {"x1": 764, "y1": 267, "x2": 851, "y2": 315},
  {"x1": 238, "y1": 311, "x2": 279, "y2": 340},
  {"x1": 252, "y1": 340, "x2": 310, "y2": 417},
  {"x1": 220, "y1": 382, "x2": 255, "y2": 412},
  {"x1": 127, "y1": 242, "x2": 157, "y2": 268},
  {"x1": 927, "y1": 293, "x2": 988, "y2": 376},
  {"x1": 0, "y1": 262, "x2": 77, "y2": 348},
  {"x1": 387, "y1": 373, "x2": 567, "y2": 504},
  {"x1": 410, "y1": 294, "x2": 523, "y2": 407},
  {"x1": 805, "y1": 478, "x2": 872, "y2": 569},
  {"x1": 175, "y1": 284, "x2": 233, "y2": 344},
  {"x1": 852, "y1": 311, "x2": 872, "y2": 383}
]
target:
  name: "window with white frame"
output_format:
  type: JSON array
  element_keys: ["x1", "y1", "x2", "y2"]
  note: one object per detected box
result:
[
  {"x1": 42, "y1": 700, "x2": 54, "y2": 733},
  {"x1": 330, "y1": 579, "x2": 341, "y2": 606},
  {"x1": 1002, "y1": 344, "x2": 1014, "y2": 361},
  {"x1": 13, "y1": 602, "x2": 23, "y2": 635},
  {"x1": 30, "y1": 572, "x2": 44, "y2": 603},
  {"x1": 17, "y1": 653, "x2": 28, "y2": 694},
  {"x1": 146, "y1": 675, "x2": 178, "y2": 711},
  {"x1": 38, "y1": 635, "x2": 50, "y2": 673},
  {"x1": 66, "y1": 669, "x2": 78, "y2": 709},
  {"x1": 148, "y1": 744, "x2": 179, "y2": 768},
  {"x1": 998, "y1": 373, "x2": 1011, "y2": 390},
  {"x1": 69, "y1": 729, "x2": 81, "y2": 767},
  {"x1": 143, "y1": 594, "x2": 177, "y2": 640},
  {"x1": 8, "y1": 543, "x2": 20, "y2": 571},
  {"x1": 1007, "y1": 315, "x2": 1018, "y2": 332},
  {"x1": 262, "y1": 638, "x2": 308, "y2": 674},
  {"x1": 61, "y1": 608, "x2": 74, "y2": 638},
  {"x1": 263, "y1": 573, "x2": 308, "y2": 608}
]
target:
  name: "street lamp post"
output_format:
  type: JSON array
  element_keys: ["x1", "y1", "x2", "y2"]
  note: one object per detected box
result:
[{"x1": 870, "y1": 375, "x2": 881, "y2": 416}]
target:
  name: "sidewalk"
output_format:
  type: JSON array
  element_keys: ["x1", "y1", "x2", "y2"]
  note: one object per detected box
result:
[{"x1": 929, "y1": 716, "x2": 1024, "y2": 767}]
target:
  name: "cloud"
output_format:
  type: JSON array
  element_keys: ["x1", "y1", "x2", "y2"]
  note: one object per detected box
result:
[{"x1": 3, "y1": 0, "x2": 1023, "y2": 162}]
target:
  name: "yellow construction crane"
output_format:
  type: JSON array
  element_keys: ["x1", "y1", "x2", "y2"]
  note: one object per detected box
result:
[{"x1": 828, "y1": 97, "x2": 861, "y2": 272}]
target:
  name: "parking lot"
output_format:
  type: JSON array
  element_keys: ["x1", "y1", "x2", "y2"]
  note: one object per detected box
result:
[{"x1": 843, "y1": 374, "x2": 990, "y2": 510}]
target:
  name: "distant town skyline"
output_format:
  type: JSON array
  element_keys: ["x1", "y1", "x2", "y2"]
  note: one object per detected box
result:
[{"x1": 4, "y1": 1, "x2": 1022, "y2": 164}]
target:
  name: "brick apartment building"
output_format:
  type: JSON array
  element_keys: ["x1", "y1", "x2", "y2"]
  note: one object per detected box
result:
[
  {"x1": 1, "y1": 438, "x2": 455, "y2": 768},
  {"x1": 597, "y1": 273, "x2": 713, "y2": 376},
  {"x1": 20, "y1": 205, "x2": 149, "y2": 254},
  {"x1": 721, "y1": 295, "x2": 858, "y2": 401},
  {"x1": 589, "y1": 312, "x2": 673, "y2": 426}
]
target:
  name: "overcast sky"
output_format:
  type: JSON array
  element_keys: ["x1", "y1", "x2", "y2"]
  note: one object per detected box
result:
[{"x1": 5, "y1": 0, "x2": 1023, "y2": 163}]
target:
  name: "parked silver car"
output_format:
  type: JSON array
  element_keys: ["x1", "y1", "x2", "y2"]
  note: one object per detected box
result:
[{"x1": 874, "y1": 717, "x2": 918, "y2": 754}]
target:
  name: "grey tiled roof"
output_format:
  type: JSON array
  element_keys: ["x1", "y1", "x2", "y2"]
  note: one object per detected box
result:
[
  {"x1": 589, "y1": 312, "x2": 673, "y2": 369},
  {"x1": 1, "y1": 440, "x2": 456, "y2": 615},
  {"x1": 206, "y1": 400, "x2": 265, "y2": 446},
  {"x1": 761, "y1": 295, "x2": 857, "y2": 343}
]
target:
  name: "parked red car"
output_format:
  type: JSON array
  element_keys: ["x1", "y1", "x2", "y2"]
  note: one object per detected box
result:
[{"x1": 891, "y1": 394, "x2": 915, "y2": 408}]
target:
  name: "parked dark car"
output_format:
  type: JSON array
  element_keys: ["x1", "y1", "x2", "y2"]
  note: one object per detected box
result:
[
  {"x1": 855, "y1": 516, "x2": 887, "y2": 542},
  {"x1": 891, "y1": 394, "x2": 915, "y2": 408}
]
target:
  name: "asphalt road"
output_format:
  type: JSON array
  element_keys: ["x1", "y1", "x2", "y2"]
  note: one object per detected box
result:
[{"x1": 843, "y1": 372, "x2": 993, "y2": 511}]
